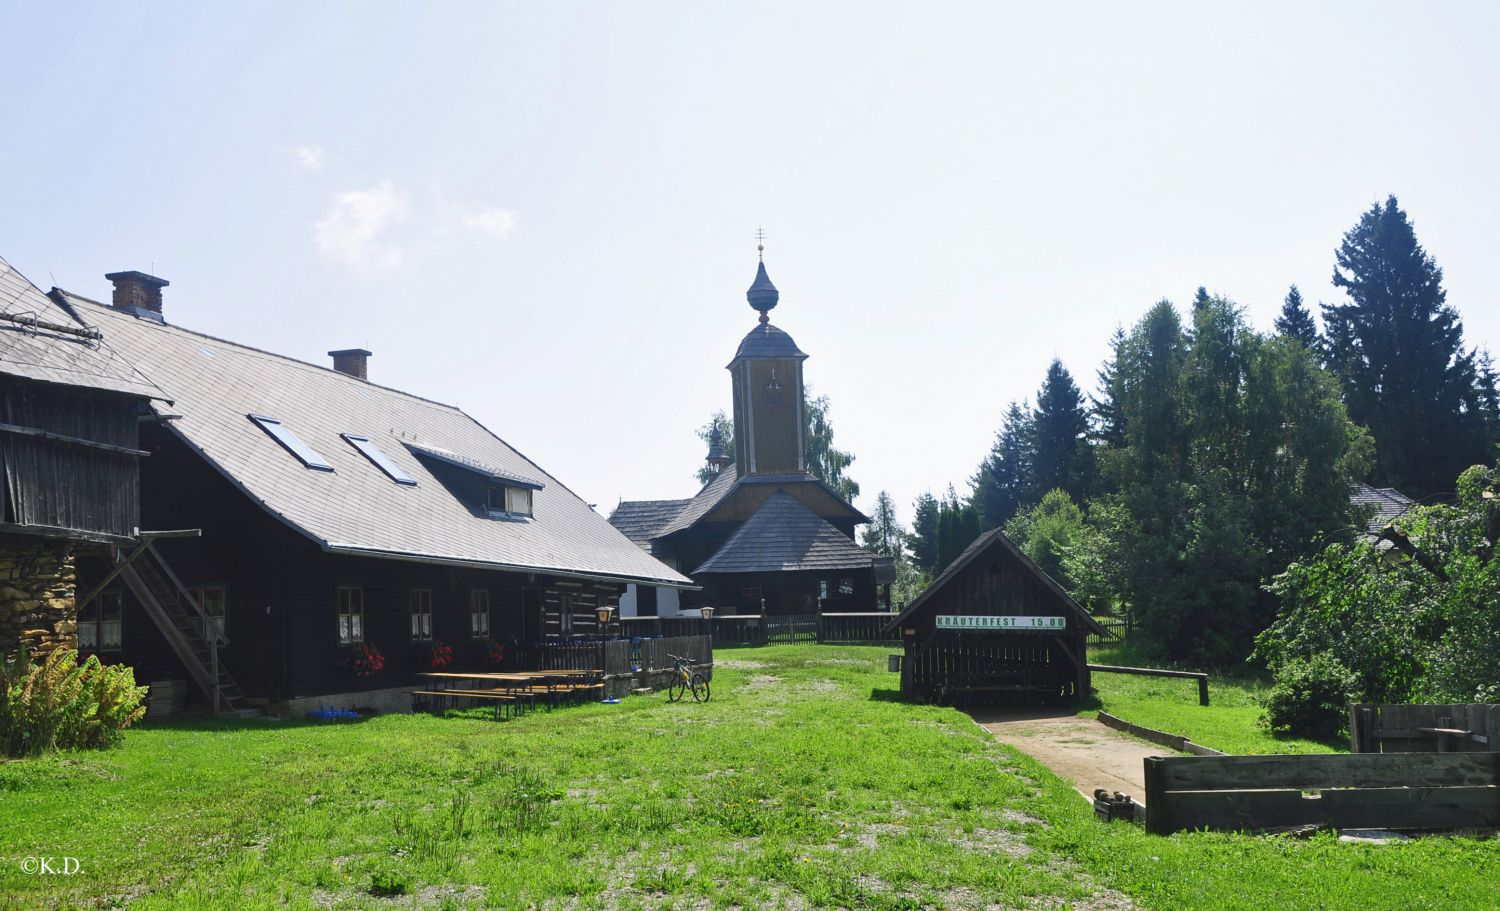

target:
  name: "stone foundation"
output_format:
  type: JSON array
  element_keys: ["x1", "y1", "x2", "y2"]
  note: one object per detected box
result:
[{"x1": 0, "y1": 535, "x2": 78, "y2": 659}]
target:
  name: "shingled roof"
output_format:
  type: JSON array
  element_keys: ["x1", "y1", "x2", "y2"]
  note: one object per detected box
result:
[
  {"x1": 0, "y1": 256, "x2": 164, "y2": 400},
  {"x1": 729, "y1": 322, "x2": 807, "y2": 363},
  {"x1": 693, "y1": 491, "x2": 875, "y2": 575},
  {"x1": 608, "y1": 498, "x2": 689, "y2": 550},
  {"x1": 1351, "y1": 483, "x2": 1417, "y2": 536},
  {"x1": 54, "y1": 289, "x2": 692, "y2": 589}
]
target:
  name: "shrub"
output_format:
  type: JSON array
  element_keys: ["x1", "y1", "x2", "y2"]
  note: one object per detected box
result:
[
  {"x1": 0, "y1": 647, "x2": 148, "y2": 758},
  {"x1": 1260, "y1": 653, "x2": 1359, "y2": 740}
]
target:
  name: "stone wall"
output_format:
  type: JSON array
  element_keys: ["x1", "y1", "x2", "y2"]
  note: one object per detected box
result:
[{"x1": 0, "y1": 534, "x2": 77, "y2": 659}]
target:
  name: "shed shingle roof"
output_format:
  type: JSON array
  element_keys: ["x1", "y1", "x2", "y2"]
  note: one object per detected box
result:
[
  {"x1": 1351, "y1": 483, "x2": 1416, "y2": 536},
  {"x1": 57, "y1": 291, "x2": 692, "y2": 588},
  {"x1": 693, "y1": 491, "x2": 874, "y2": 574},
  {"x1": 0, "y1": 257, "x2": 164, "y2": 400}
]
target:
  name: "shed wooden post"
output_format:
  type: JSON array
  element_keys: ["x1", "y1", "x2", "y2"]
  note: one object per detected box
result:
[{"x1": 1143, "y1": 756, "x2": 1169, "y2": 835}]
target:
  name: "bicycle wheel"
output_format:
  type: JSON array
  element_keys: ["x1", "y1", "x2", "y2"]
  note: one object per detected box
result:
[
  {"x1": 690, "y1": 672, "x2": 710, "y2": 703},
  {"x1": 668, "y1": 673, "x2": 687, "y2": 703}
]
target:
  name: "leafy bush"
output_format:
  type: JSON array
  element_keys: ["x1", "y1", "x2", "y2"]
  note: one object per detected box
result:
[
  {"x1": 1260, "y1": 654, "x2": 1359, "y2": 740},
  {"x1": 0, "y1": 647, "x2": 148, "y2": 758}
]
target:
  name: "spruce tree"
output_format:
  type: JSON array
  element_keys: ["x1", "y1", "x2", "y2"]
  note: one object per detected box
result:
[
  {"x1": 1028, "y1": 359, "x2": 1093, "y2": 503},
  {"x1": 1090, "y1": 327, "x2": 1127, "y2": 450},
  {"x1": 971, "y1": 401, "x2": 1033, "y2": 529},
  {"x1": 1274, "y1": 285, "x2": 1319, "y2": 349},
  {"x1": 909, "y1": 492, "x2": 940, "y2": 573},
  {"x1": 1322, "y1": 196, "x2": 1486, "y2": 497},
  {"x1": 860, "y1": 491, "x2": 905, "y2": 557}
]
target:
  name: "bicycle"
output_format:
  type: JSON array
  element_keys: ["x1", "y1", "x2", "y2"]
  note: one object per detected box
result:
[{"x1": 666, "y1": 653, "x2": 710, "y2": 703}]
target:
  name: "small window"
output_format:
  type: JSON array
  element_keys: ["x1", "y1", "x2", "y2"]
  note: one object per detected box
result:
[
  {"x1": 558, "y1": 593, "x2": 573, "y2": 637},
  {"x1": 79, "y1": 591, "x2": 124, "y2": 652},
  {"x1": 189, "y1": 586, "x2": 228, "y2": 639},
  {"x1": 410, "y1": 589, "x2": 432, "y2": 641},
  {"x1": 506, "y1": 486, "x2": 532, "y2": 517},
  {"x1": 343, "y1": 434, "x2": 417, "y2": 486},
  {"x1": 487, "y1": 484, "x2": 507, "y2": 513},
  {"x1": 338, "y1": 587, "x2": 364, "y2": 644},
  {"x1": 470, "y1": 590, "x2": 490, "y2": 638},
  {"x1": 250, "y1": 415, "x2": 333, "y2": 471},
  {"x1": 818, "y1": 579, "x2": 830, "y2": 601}
]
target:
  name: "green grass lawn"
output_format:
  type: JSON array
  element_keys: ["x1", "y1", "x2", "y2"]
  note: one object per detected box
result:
[
  {"x1": 2, "y1": 645, "x2": 1495, "y2": 910},
  {"x1": 1086, "y1": 644, "x2": 1342, "y2": 755}
]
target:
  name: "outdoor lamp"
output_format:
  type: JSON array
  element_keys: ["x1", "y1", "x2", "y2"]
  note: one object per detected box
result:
[{"x1": 596, "y1": 604, "x2": 614, "y2": 625}]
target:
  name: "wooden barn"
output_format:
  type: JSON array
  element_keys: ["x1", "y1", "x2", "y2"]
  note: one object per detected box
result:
[
  {"x1": 46, "y1": 270, "x2": 690, "y2": 713},
  {"x1": 884, "y1": 529, "x2": 1108, "y2": 705},
  {"x1": 0, "y1": 257, "x2": 166, "y2": 660},
  {"x1": 610, "y1": 255, "x2": 891, "y2": 617}
]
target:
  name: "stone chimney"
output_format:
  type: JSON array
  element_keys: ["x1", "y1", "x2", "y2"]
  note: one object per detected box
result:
[
  {"x1": 105, "y1": 271, "x2": 169, "y2": 321},
  {"x1": 329, "y1": 348, "x2": 372, "y2": 380}
]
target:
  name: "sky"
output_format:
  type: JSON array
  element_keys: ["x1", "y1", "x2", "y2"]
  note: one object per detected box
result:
[{"x1": 3, "y1": 2, "x2": 1498, "y2": 526}]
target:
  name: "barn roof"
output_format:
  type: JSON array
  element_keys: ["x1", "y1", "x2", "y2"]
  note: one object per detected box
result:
[
  {"x1": 1350, "y1": 483, "x2": 1417, "y2": 537},
  {"x1": 883, "y1": 529, "x2": 1110, "y2": 637},
  {"x1": 0, "y1": 256, "x2": 165, "y2": 400},
  {"x1": 54, "y1": 289, "x2": 693, "y2": 589},
  {"x1": 692, "y1": 491, "x2": 875, "y2": 574}
]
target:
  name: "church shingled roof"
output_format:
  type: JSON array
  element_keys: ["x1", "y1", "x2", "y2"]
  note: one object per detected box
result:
[{"x1": 692, "y1": 491, "x2": 874, "y2": 575}]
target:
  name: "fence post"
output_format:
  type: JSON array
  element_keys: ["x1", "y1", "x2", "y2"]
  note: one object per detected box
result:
[
  {"x1": 1143, "y1": 757, "x2": 1168, "y2": 834},
  {"x1": 1197, "y1": 675, "x2": 1209, "y2": 707}
]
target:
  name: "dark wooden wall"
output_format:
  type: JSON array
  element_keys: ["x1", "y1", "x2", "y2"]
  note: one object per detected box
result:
[
  {"x1": 77, "y1": 424, "x2": 622, "y2": 703},
  {"x1": 0, "y1": 377, "x2": 140, "y2": 540},
  {"x1": 732, "y1": 358, "x2": 805, "y2": 476}
]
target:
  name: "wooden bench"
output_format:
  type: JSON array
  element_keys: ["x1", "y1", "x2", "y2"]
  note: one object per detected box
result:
[{"x1": 411, "y1": 688, "x2": 523, "y2": 721}]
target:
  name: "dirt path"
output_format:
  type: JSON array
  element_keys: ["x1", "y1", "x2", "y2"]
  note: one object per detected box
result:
[{"x1": 970, "y1": 709, "x2": 1175, "y2": 803}]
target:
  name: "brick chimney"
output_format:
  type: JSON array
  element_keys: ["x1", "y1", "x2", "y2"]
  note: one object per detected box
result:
[
  {"x1": 105, "y1": 271, "x2": 169, "y2": 322},
  {"x1": 329, "y1": 348, "x2": 372, "y2": 380}
]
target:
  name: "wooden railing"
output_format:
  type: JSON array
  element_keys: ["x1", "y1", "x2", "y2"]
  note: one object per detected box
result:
[
  {"x1": 1086, "y1": 617, "x2": 1127, "y2": 645},
  {"x1": 1088, "y1": 663, "x2": 1209, "y2": 706}
]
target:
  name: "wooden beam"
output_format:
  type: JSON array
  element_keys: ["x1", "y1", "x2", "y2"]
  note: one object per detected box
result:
[{"x1": 0, "y1": 421, "x2": 149, "y2": 457}]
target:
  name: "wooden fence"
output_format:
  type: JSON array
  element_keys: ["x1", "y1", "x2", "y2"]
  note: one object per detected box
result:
[
  {"x1": 619, "y1": 613, "x2": 901, "y2": 647},
  {"x1": 513, "y1": 635, "x2": 713, "y2": 697},
  {"x1": 1143, "y1": 751, "x2": 1500, "y2": 835},
  {"x1": 1350, "y1": 703, "x2": 1498, "y2": 754},
  {"x1": 1086, "y1": 617, "x2": 1128, "y2": 646}
]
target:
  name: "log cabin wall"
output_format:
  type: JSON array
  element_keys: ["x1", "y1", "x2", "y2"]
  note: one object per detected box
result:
[{"x1": 73, "y1": 423, "x2": 627, "y2": 703}]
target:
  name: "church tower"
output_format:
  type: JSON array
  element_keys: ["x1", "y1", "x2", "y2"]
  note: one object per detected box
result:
[{"x1": 728, "y1": 252, "x2": 807, "y2": 477}]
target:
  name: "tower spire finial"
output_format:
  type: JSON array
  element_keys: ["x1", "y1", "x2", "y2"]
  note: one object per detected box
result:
[
  {"x1": 755, "y1": 225, "x2": 766, "y2": 262},
  {"x1": 746, "y1": 226, "x2": 778, "y2": 323}
]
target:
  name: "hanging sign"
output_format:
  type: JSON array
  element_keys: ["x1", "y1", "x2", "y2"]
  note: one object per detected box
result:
[{"x1": 936, "y1": 615, "x2": 1066, "y2": 631}]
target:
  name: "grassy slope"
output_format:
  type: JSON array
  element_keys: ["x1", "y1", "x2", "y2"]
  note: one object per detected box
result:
[
  {"x1": 1087, "y1": 644, "x2": 1341, "y2": 755},
  {"x1": 0, "y1": 645, "x2": 1492, "y2": 911}
]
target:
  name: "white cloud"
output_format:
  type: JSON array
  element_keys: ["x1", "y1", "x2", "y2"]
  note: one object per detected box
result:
[
  {"x1": 462, "y1": 207, "x2": 516, "y2": 238},
  {"x1": 294, "y1": 144, "x2": 325, "y2": 171},
  {"x1": 314, "y1": 181, "x2": 407, "y2": 271}
]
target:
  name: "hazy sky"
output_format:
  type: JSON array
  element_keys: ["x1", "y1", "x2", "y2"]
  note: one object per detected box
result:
[{"x1": 4, "y1": 2, "x2": 1498, "y2": 525}]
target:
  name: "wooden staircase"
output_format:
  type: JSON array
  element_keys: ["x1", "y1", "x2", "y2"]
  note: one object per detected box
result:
[{"x1": 95, "y1": 534, "x2": 244, "y2": 712}]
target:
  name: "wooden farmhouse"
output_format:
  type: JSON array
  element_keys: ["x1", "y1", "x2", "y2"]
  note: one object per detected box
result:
[
  {"x1": 884, "y1": 529, "x2": 1108, "y2": 705},
  {"x1": 609, "y1": 257, "x2": 891, "y2": 617},
  {"x1": 0, "y1": 257, "x2": 167, "y2": 660},
  {"x1": 45, "y1": 270, "x2": 689, "y2": 714}
]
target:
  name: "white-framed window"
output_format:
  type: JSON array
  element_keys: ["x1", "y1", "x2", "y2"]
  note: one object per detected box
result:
[
  {"x1": 470, "y1": 589, "x2": 490, "y2": 638},
  {"x1": 188, "y1": 586, "x2": 228, "y2": 639},
  {"x1": 79, "y1": 590, "x2": 124, "y2": 652},
  {"x1": 338, "y1": 587, "x2": 364, "y2": 644},
  {"x1": 558, "y1": 593, "x2": 573, "y2": 636},
  {"x1": 410, "y1": 589, "x2": 433, "y2": 641},
  {"x1": 486, "y1": 483, "x2": 534, "y2": 518}
]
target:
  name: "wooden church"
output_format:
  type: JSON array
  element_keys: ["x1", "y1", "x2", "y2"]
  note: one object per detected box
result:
[{"x1": 610, "y1": 255, "x2": 890, "y2": 616}]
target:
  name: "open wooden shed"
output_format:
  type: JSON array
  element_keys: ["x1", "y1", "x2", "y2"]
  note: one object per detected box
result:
[{"x1": 884, "y1": 529, "x2": 1109, "y2": 705}]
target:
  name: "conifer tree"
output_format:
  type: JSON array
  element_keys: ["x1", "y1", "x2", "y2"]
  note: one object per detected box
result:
[
  {"x1": 1322, "y1": 196, "x2": 1486, "y2": 497},
  {"x1": 909, "y1": 492, "x2": 940, "y2": 573},
  {"x1": 1028, "y1": 359, "x2": 1093, "y2": 503},
  {"x1": 1274, "y1": 285, "x2": 1319, "y2": 349},
  {"x1": 971, "y1": 401, "x2": 1033, "y2": 529},
  {"x1": 1090, "y1": 326, "x2": 1128, "y2": 450}
]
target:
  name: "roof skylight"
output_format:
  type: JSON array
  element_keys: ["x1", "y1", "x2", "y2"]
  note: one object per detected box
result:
[
  {"x1": 248, "y1": 414, "x2": 333, "y2": 471},
  {"x1": 342, "y1": 434, "x2": 417, "y2": 486}
]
